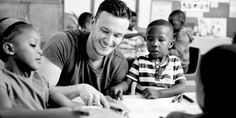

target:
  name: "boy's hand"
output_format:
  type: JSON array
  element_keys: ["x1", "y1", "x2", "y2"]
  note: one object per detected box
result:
[
  {"x1": 107, "y1": 84, "x2": 124, "y2": 100},
  {"x1": 142, "y1": 88, "x2": 160, "y2": 99}
]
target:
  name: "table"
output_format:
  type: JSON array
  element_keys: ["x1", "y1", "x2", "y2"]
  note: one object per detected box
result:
[
  {"x1": 107, "y1": 92, "x2": 202, "y2": 118},
  {"x1": 73, "y1": 92, "x2": 202, "y2": 118}
]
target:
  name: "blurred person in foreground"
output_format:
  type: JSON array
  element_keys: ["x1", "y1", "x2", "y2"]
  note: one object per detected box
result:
[{"x1": 167, "y1": 44, "x2": 236, "y2": 118}]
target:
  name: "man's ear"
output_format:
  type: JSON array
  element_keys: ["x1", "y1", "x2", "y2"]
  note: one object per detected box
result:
[
  {"x1": 169, "y1": 39, "x2": 175, "y2": 49},
  {"x1": 2, "y1": 43, "x2": 15, "y2": 55}
]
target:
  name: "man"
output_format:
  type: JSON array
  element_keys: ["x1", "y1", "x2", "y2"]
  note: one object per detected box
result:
[
  {"x1": 39, "y1": 0, "x2": 130, "y2": 108},
  {"x1": 77, "y1": 12, "x2": 93, "y2": 33}
]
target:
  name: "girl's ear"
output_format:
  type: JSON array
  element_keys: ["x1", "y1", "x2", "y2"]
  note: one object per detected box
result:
[
  {"x1": 169, "y1": 39, "x2": 175, "y2": 49},
  {"x1": 3, "y1": 43, "x2": 15, "y2": 55}
]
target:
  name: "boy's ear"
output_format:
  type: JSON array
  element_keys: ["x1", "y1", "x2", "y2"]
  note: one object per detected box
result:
[
  {"x1": 91, "y1": 17, "x2": 95, "y2": 24},
  {"x1": 3, "y1": 43, "x2": 15, "y2": 55},
  {"x1": 169, "y1": 39, "x2": 175, "y2": 49}
]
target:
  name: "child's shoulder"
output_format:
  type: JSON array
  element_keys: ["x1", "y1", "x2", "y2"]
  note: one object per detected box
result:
[
  {"x1": 168, "y1": 55, "x2": 181, "y2": 62},
  {"x1": 137, "y1": 55, "x2": 149, "y2": 60}
]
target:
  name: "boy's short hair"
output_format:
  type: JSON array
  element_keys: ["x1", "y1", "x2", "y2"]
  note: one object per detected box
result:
[
  {"x1": 147, "y1": 19, "x2": 174, "y2": 36},
  {"x1": 95, "y1": 0, "x2": 131, "y2": 20},
  {"x1": 78, "y1": 12, "x2": 93, "y2": 28},
  {"x1": 0, "y1": 18, "x2": 32, "y2": 62},
  {"x1": 168, "y1": 10, "x2": 186, "y2": 25}
]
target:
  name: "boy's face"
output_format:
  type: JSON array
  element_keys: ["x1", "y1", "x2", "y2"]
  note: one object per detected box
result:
[
  {"x1": 89, "y1": 11, "x2": 129, "y2": 57},
  {"x1": 169, "y1": 16, "x2": 182, "y2": 31},
  {"x1": 11, "y1": 29, "x2": 42, "y2": 71},
  {"x1": 146, "y1": 25, "x2": 174, "y2": 60}
]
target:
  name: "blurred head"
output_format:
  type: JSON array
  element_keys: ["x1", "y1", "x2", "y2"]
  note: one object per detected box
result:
[
  {"x1": 168, "y1": 10, "x2": 186, "y2": 33},
  {"x1": 0, "y1": 18, "x2": 42, "y2": 71},
  {"x1": 88, "y1": 0, "x2": 130, "y2": 58},
  {"x1": 146, "y1": 19, "x2": 174, "y2": 61},
  {"x1": 78, "y1": 12, "x2": 93, "y2": 32},
  {"x1": 197, "y1": 44, "x2": 236, "y2": 114},
  {"x1": 128, "y1": 10, "x2": 137, "y2": 31}
]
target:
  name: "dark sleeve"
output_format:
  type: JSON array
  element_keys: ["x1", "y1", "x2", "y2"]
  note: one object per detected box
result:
[
  {"x1": 112, "y1": 57, "x2": 129, "y2": 85},
  {"x1": 43, "y1": 32, "x2": 72, "y2": 69}
]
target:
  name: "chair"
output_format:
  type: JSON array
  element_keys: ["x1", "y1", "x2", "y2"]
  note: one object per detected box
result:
[
  {"x1": 184, "y1": 47, "x2": 201, "y2": 92},
  {"x1": 185, "y1": 46, "x2": 201, "y2": 80}
]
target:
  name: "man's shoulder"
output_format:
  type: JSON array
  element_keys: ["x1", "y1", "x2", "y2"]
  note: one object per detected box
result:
[
  {"x1": 45, "y1": 29, "x2": 88, "y2": 49},
  {"x1": 111, "y1": 49, "x2": 127, "y2": 61}
]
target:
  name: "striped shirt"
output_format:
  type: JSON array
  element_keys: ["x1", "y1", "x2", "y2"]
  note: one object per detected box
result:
[{"x1": 126, "y1": 54, "x2": 186, "y2": 91}]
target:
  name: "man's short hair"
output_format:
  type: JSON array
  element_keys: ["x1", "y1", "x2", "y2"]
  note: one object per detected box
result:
[{"x1": 95, "y1": 0, "x2": 131, "y2": 20}]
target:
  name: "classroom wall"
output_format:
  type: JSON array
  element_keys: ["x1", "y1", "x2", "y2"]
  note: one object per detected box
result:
[
  {"x1": 137, "y1": 0, "x2": 236, "y2": 37},
  {"x1": 0, "y1": 0, "x2": 64, "y2": 42}
]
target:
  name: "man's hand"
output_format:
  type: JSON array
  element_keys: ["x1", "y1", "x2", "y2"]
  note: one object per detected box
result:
[{"x1": 78, "y1": 84, "x2": 110, "y2": 108}]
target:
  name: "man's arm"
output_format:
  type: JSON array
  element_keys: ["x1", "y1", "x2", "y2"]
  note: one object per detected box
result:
[{"x1": 38, "y1": 56, "x2": 62, "y2": 86}]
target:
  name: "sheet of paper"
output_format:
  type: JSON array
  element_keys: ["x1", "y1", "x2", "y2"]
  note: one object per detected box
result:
[{"x1": 121, "y1": 93, "x2": 202, "y2": 118}]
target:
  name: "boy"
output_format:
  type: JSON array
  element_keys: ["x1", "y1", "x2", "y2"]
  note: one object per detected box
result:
[
  {"x1": 0, "y1": 18, "x2": 122, "y2": 118},
  {"x1": 168, "y1": 10, "x2": 194, "y2": 73},
  {"x1": 108, "y1": 19, "x2": 186, "y2": 99}
]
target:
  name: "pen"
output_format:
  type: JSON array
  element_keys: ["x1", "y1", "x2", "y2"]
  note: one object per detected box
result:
[
  {"x1": 183, "y1": 94, "x2": 194, "y2": 103},
  {"x1": 178, "y1": 94, "x2": 183, "y2": 103},
  {"x1": 110, "y1": 105, "x2": 123, "y2": 113}
]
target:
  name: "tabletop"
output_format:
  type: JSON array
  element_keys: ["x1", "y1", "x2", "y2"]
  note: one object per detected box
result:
[
  {"x1": 73, "y1": 92, "x2": 202, "y2": 118},
  {"x1": 106, "y1": 92, "x2": 202, "y2": 118}
]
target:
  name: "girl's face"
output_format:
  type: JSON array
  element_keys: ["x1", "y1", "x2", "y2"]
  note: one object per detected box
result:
[
  {"x1": 146, "y1": 25, "x2": 174, "y2": 61},
  {"x1": 12, "y1": 29, "x2": 42, "y2": 71}
]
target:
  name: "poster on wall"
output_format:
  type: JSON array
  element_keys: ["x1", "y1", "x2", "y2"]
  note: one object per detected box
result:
[
  {"x1": 198, "y1": 18, "x2": 227, "y2": 37},
  {"x1": 229, "y1": 0, "x2": 236, "y2": 18},
  {"x1": 181, "y1": 0, "x2": 210, "y2": 12},
  {"x1": 151, "y1": 1, "x2": 172, "y2": 21}
]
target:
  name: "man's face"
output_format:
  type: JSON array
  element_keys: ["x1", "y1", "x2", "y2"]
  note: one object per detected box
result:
[{"x1": 90, "y1": 11, "x2": 129, "y2": 57}]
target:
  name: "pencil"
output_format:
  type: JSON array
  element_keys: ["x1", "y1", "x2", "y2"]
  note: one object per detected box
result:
[
  {"x1": 183, "y1": 94, "x2": 194, "y2": 103},
  {"x1": 110, "y1": 105, "x2": 123, "y2": 112},
  {"x1": 172, "y1": 94, "x2": 182, "y2": 103}
]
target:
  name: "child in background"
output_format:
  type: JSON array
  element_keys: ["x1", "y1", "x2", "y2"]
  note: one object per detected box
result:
[
  {"x1": 0, "y1": 18, "x2": 122, "y2": 118},
  {"x1": 168, "y1": 10, "x2": 194, "y2": 73},
  {"x1": 166, "y1": 44, "x2": 236, "y2": 118},
  {"x1": 108, "y1": 19, "x2": 186, "y2": 99}
]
